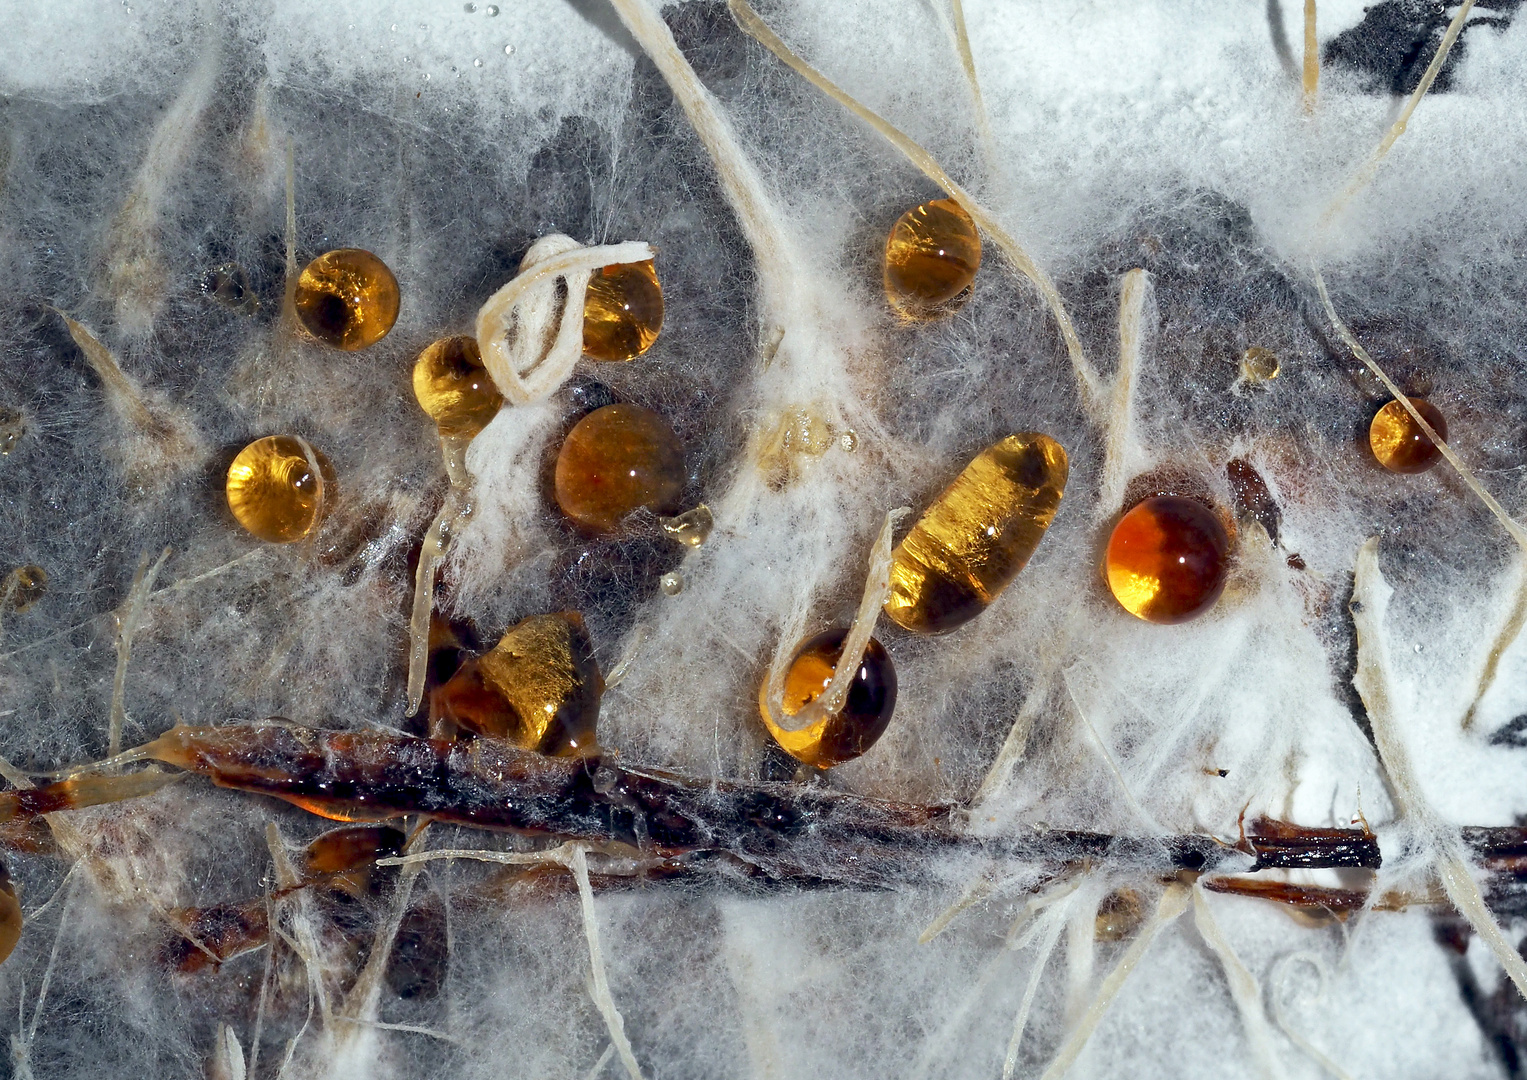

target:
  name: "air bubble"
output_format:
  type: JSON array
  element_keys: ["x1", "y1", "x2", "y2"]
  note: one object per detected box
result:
[
  {"x1": 486, "y1": 4, "x2": 500, "y2": 13},
  {"x1": 390, "y1": 22, "x2": 398, "y2": 31}
]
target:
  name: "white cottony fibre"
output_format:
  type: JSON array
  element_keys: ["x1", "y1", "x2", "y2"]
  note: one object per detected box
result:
[{"x1": 0, "y1": 0, "x2": 1526, "y2": 1078}]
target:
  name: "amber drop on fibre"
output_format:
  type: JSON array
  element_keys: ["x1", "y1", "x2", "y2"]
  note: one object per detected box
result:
[
  {"x1": 1369, "y1": 397, "x2": 1446, "y2": 474},
  {"x1": 1106, "y1": 496, "x2": 1230, "y2": 624},
  {"x1": 554, "y1": 403, "x2": 685, "y2": 533},
  {"x1": 435, "y1": 612, "x2": 604, "y2": 755},
  {"x1": 413, "y1": 335, "x2": 503, "y2": 438},
  {"x1": 758, "y1": 628, "x2": 897, "y2": 769},
  {"x1": 583, "y1": 260, "x2": 664, "y2": 362},
  {"x1": 226, "y1": 435, "x2": 335, "y2": 543},
  {"x1": 305, "y1": 823, "x2": 406, "y2": 875},
  {"x1": 1095, "y1": 887, "x2": 1145, "y2": 942},
  {"x1": 0, "y1": 861, "x2": 19, "y2": 968},
  {"x1": 884, "y1": 198, "x2": 982, "y2": 319},
  {"x1": 884, "y1": 433, "x2": 1068, "y2": 635},
  {"x1": 2, "y1": 564, "x2": 47, "y2": 613},
  {"x1": 294, "y1": 248, "x2": 400, "y2": 350}
]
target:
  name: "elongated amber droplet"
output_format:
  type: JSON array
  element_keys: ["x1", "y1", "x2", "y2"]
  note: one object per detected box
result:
[
  {"x1": 883, "y1": 198, "x2": 982, "y2": 319},
  {"x1": 412, "y1": 335, "x2": 502, "y2": 438},
  {"x1": 2, "y1": 565, "x2": 46, "y2": 612},
  {"x1": 0, "y1": 861, "x2": 19, "y2": 967},
  {"x1": 885, "y1": 433, "x2": 1068, "y2": 634},
  {"x1": 306, "y1": 823, "x2": 406, "y2": 897},
  {"x1": 554, "y1": 403, "x2": 685, "y2": 532},
  {"x1": 1369, "y1": 397, "x2": 1446, "y2": 474},
  {"x1": 583, "y1": 260, "x2": 664, "y2": 362},
  {"x1": 294, "y1": 248, "x2": 400, "y2": 350},
  {"x1": 435, "y1": 612, "x2": 604, "y2": 755},
  {"x1": 226, "y1": 435, "x2": 335, "y2": 543},
  {"x1": 1106, "y1": 496, "x2": 1229, "y2": 624},
  {"x1": 758, "y1": 628, "x2": 897, "y2": 769}
]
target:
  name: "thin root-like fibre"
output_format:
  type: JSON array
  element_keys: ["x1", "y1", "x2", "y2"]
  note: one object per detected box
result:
[
  {"x1": 111, "y1": 548, "x2": 170, "y2": 759},
  {"x1": 1002, "y1": 899, "x2": 1071, "y2": 1080},
  {"x1": 1301, "y1": 0, "x2": 1318, "y2": 114},
  {"x1": 1191, "y1": 883, "x2": 1287, "y2": 1080}
]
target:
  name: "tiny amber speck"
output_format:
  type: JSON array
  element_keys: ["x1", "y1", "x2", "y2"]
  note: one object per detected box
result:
[
  {"x1": 435, "y1": 612, "x2": 603, "y2": 755},
  {"x1": 884, "y1": 198, "x2": 982, "y2": 319},
  {"x1": 226, "y1": 435, "x2": 335, "y2": 543},
  {"x1": 583, "y1": 260, "x2": 664, "y2": 362},
  {"x1": 1106, "y1": 496, "x2": 1230, "y2": 624},
  {"x1": 294, "y1": 248, "x2": 400, "y2": 350},
  {"x1": 412, "y1": 335, "x2": 502, "y2": 438},
  {"x1": 3, "y1": 564, "x2": 47, "y2": 612},
  {"x1": 1240, "y1": 346, "x2": 1279, "y2": 382},
  {"x1": 758, "y1": 628, "x2": 897, "y2": 769},
  {"x1": 885, "y1": 433, "x2": 1068, "y2": 634},
  {"x1": 554, "y1": 403, "x2": 685, "y2": 532},
  {"x1": 1369, "y1": 397, "x2": 1446, "y2": 474}
]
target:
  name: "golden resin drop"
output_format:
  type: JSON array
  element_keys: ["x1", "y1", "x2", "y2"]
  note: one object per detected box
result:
[
  {"x1": 305, "y1": 824, "x2": 406, "y2": 897},
  {"x1": 1240, "y1": 346, "x2": 1279, "y2": 382},
  {"x1": 225, "y1": 435, "x2": 335, "y2": 543},
  {"x1": 1369, "y1": 397, "x2": 1446, "y2": 474},
  {"x1": 758, "y1": 628, "x2": 898, "y2": 769},
  {"x1": 294, "y1": 248, "x2": 400, "y2": 350},
  {"x1": 883, "y1": 198, "x2": 982, "y2": 318},
  {"x1": 2, "y1": 564, "x2": 47, "y2": 612},
  {"x1": 1105, "y1": 496, "x2": 1230, "y2": 624},
  {"x1": 884, "y1": 433, "x2": 1068, "y2": 634},
  {"x1": 412, "y1": 335, "x2": 503, "y2": 438},
  {"x1": 435, "y1": 612, "x2": 604, "y2": 755},
  {"x1": 554, "y1": 403, "x2": 685, "y2": 533},
  {"x1": 583, "y1": 260, "x2": 664, "y2": 362}
]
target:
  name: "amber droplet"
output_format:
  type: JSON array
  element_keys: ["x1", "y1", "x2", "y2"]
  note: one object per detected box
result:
[
  {"x1": 884, "y1": 198, "x2": 982, "y2": 319},
  {"x1": 659, "y1": 503, "x2": 714, "y2": 548},
  {"x1": 0, "y1": 406, "x2": 21, "y2": 456},
  {"x1": 1106, "y1": 496, "x2": 1230, "y2": 624},
  {"x1": 583, "y1": 260, "x2": 664, "y2": 362},
  {"x1": 1240, "y1": 346, "x2": 1279, "y2": 382},
  {"x1": 294, "y1": 248, "x2": 400, "y2": 350},
  {"x1": 1226, "y1": 458, "x2": 1280, "y2": 545},
  {"x1": 1095, "y1": 887, "x2": 1145, "y2": 942},
  {"x1": 163, "y1": 900, "x2": 268, "y2": 973},
  {"x1": 885, "y1": 433, "x2": 1068, "y2": 635},
  {"x1": 412, "y1": 335, "x2": 503, "y2": 438},
  {"x1": 0, "y1": 861, "x2": 20, "y2": 968},
  {"x1": 759, "y1": 628, "x2": 897, "y2": 769},
  {"x1": 306, "y1": 823, "x2": 406, "y2": 897},
  {"x1": 226, "y1": 435, "x2": 336, "y2": 543},
  {"x1": 435, "y1": 612, "x2": 604, "y2": 755},
  {"x1": 1369, "y1": 397, "x2": 1446, "y2": 474},
  {"x1": 200, "y1": 262, "x2": 258, "y2": 314},
  {"x1": 554, "y1": 403, "x2": 685, "y2": 532},
  {"x1": 2, "y1": 565, "x2": 47, "y2": 613}
]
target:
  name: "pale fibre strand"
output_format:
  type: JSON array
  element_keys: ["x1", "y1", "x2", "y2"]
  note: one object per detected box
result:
[
  {"x1": 1100, "y1": 269, "x2": 1151, "y2": 513},
  {"x1": 1037, "y1": 883, "x2": 1191, "y2": 1080},
  {"x1": 1269, "y1": 954, "x2": 1355, "y2": 1080},
  {"x1": 1002, "y1": 899, "x2": 1072, "y2": 1080},
  {"x1": 570, "y1": 846, "x2": 647, "y2": 1080},
  {"x1": 110, "y1": 547, "x2": 171, "y2": 760},
  {"x1": 1191, "y1": 884, "x2": 1287, "y2": 1080}
]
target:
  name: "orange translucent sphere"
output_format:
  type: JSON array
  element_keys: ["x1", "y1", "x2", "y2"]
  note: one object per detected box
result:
[
  {"x1": 1369, "y1": 397, "x2": 1446, "y2": 474},
  {"x1": 758, "y1": 629, "x2": 898, "y2": 768},
  {"x1": 583, "y1": 261, "x2": 664, "y2": 362},
  {"x1": 294, "y1": 248, "x2": 400, "y2": 350},
  {"x1": 553, "y1": 404, "x2": 685, "y2": 533},
  {"x1": 883, "y1": 198, "x2": 982, "y2": 319},
  {"x1": 1105, "y1": 496, "x2": 1229, "y2": 624}
]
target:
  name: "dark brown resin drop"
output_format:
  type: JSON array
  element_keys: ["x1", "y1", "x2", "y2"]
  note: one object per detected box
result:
[
  {"x1": 758, "y1": 628, "x2": 898, "y2": 768},
  {"x1": 1105, "y1": 496, "x2": 1230, "y2": 624},
  {"x1": 1369, "y1": 397, "x2": 1447, "y2": 474}
]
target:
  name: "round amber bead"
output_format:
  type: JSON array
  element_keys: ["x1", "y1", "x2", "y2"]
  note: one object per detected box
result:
[
  {"x1": 553, "y1": 404, "x2": 685, "y2": 533},
  {"x1": 226, "y1": 435, "x2": 336, "y2": 543},
  {"x1": 412, "y1": 335, "x2": 502, "y2": 438},
  {"x1": 1105, "y1": 496, "x2": 1230, "y2": 624},
  {"x1": 583, "y1": 260, "x2": 664, "y2": 362},
  {"x1": 1369, "y1": 397, "x2": 1446, "y2": 474},
  {"x1": 294, "y1": 248, "x2": 400, "y2": 350},
  {"x1": 758, "y1": 629, "x2": 898, "y2": 768},
  {"x1": 883, "y1": 198, "x2": 982, "y2": 319}
]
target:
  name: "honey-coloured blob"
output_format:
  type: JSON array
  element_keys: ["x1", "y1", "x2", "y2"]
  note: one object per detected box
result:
[
  {"x1": 883, "y1": 198, "x2": 982, "y2": 319},
  {"x1": 306, "y1": 823, "x2": 406, "y2": 897},
  {"x1": 659, "y1": 503, "x2": 714, "y2": 548},
  {"x1": 583, "y1": 260, "x2": 664, "y2": 362},
  {"x1": 0, "y1": 406, "x2": 23, "y2": 456},
  {"x1": 758, "y1": 628, "x2": 898, "y2": 769},
  {"x1": 1369, "y1": 397, "x2": 1447, "y2": 474},
  {"x1": 225, "y1": 435, "x2": 336, "y2": 543},
  {"x1": 884, "y1": 433, "x2": 1068, "y2": 635},
  {"x1": 2, "y1": 564, "x2": 47, "y2": 612},
  {"x1": 1240, "y1": 346, "x2": 1279, "y2": 382},
  {"x1": 412, "y1": 335, "x2": 503, "y2": 438},
  {"x1": 294, "y1": 248, "x2": 400, "y2": 350},
  {"x1": 554, "y1": 403, "x2": 685, "y2": 533},
  {"x1": 435, "y1": 612, "x2": 604, "y2": 755},
  {"x1": 0, "y1": 861, "x2": 19, "y2": 968},
  {"x1": 1105, "y1": 496, "x2": 1230, "y2": 624},
  {"x1": 1095, "y1": 887, "x2": 1145, "y2": 942}
]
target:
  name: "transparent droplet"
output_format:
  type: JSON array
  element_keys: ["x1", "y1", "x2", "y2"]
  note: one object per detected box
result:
[
  {"x1": 659, "y1": 504, "x2": 714, "y2": 548},
  {"x1": 473, "y1": 57, "x2": 483, "y2": 67},
  {"x1": 503, "y1": 43, "x2": 514, "y2": 54},
  {"x1": 839, "y1": 429, "x2": 859, "y2": 453},
  {"x1": 390, "y1": 22, "x2": 398, "y2": 31},
  {"x1": 660, "y1": 571, "x2": 684, "y2": 596},
  {"x1": 463, "y1": 2, "x2": 476, "y2": 10},
  {"x1": 487, "y1": 4, "x2": 500, "y2": 14}
]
